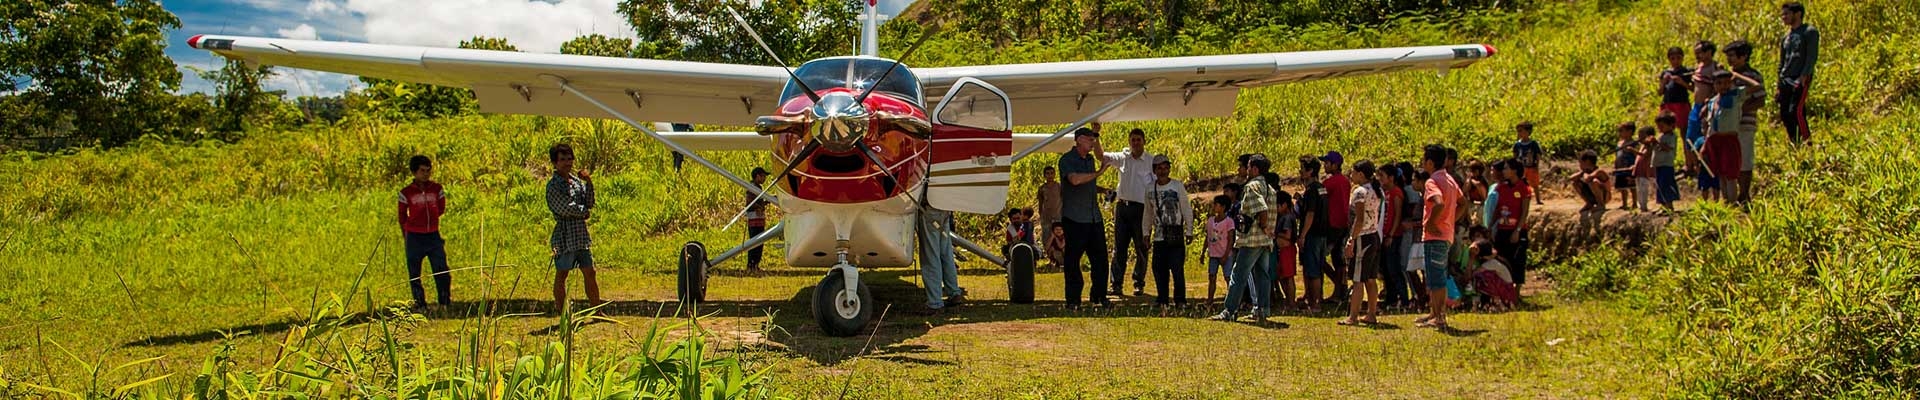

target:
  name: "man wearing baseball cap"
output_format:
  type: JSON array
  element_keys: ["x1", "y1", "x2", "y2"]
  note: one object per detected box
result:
[
  {"x1": 745, "y1": 167, "x2": 772, "y2": 272},
  {"x1": 1058, "y1": 127, "x2": 1114, "y2": 308}
]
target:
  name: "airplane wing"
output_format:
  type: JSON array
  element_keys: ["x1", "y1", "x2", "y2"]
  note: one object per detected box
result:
[
  {"x1": 186, "y1": 35, "x2": 788, "y2": 127},
  {"x1": 915, "y1": 44, "x2": 1495, "y2": 125}
]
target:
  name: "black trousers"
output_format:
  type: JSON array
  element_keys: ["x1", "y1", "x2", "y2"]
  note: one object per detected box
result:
[
  {"x1": 1778, "y1": 80, "x2": 1811, "y2": 145},
  {"x1": 404, "y1": 232, "x2": 451, "y2": 306},
  {"x1": 746, "y1": 225, "x2": 766, "y2": 269},
  {"x1": 1110, "y1": 201, "x2": 1148, "y2": 290},
  {"x1": 1379, "y1": 235, "x2": 1407, "y2": 303},
  {"x1": 1495, "y1": 229, "x2": 1529, "y2": 287},
  {"x1": 1063, "y1": 220, "x2": 1110, "y2": 306},
  {"x1": 1326, "y1": 228, "x2": 1351, "y2": 298},
  {"x1": 1151, "y1": 237, "x2": 1187, "y2": 305}
]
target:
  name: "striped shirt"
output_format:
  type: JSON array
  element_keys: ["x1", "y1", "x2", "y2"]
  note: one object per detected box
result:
[
  {"x1": 546, "y1": 173, "x2": 595, "y2": 254},
  {"x1": 1234, "y1": 176, "x2": 1277, "y2": 249}
]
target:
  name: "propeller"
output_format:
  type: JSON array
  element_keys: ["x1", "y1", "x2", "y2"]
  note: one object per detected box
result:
[
  {"x1": 723, "y1": 5, "x2": 821, "y2": 104},
  {"x1": 854, "y1": 25, "x2": 940, "y2": 104}
]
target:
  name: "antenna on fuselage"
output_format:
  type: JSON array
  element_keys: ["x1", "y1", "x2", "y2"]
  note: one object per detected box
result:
[{"x1": 723, "y1": 5, "x2": 821, "y2": 104}]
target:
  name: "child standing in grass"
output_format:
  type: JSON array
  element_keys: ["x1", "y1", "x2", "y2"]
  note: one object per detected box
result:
[
  {"x1": 1340, "y1": 160, "x2": 1383, "y2": 326},
  {"x1": 1204, "y1": 195, "x2": 1235, "y2": 306},
  {"x1": 400, "y1": 155, "x2": 451, "y2": 311},
  {"x1": 1653, "y1": 112, "x2": 1682, "y2": 212},
  {"x1": 1688, "y1": 41, "x2": 1724, "y2": 201},
  {"x1": 1492, "y1": 159, "x2": 1534, "y2": 291},
  {"x1": 1273, "y1": 191, "x2": 1298, "y2": 310}
]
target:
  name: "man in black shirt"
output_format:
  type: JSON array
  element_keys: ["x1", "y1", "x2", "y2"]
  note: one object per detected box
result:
[
  {"x1": 1295, "y1": 156, "x2": 1332, "y2": 312},
  {"x1": 1777, "y1": 1, "x2": 1818, "y2": 145},
  {"x1": 1058, "y1": 127, "x2": 1113, "y2": 308}
]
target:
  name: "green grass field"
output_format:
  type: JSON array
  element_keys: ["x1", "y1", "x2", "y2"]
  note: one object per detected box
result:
[{"x1": 4, "y1": 0, "x2": 1917, "y2": 398}]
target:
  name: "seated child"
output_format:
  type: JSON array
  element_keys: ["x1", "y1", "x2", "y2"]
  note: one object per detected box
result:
[
  {"x1": 1468, "y1": 239, "x2": 1518, "y2": 311},
  {"x1": 1046, "y1": 224, "x2": 1066, "y2": 269}
]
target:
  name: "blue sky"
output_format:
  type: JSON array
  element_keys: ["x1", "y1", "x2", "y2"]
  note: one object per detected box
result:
[{"x1": 164, "y1": 0, "x2": 917, "y2": 97}]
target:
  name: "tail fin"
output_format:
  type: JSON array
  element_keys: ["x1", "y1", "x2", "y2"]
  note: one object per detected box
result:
[{"x1": 860, "y1": 0, "x2": 879, "y2": 56}]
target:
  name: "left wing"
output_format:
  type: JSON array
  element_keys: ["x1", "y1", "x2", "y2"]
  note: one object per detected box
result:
[
  {"x1": 187, "y1": 35, "x2": 788, "y2": 126},
  {"x1": 916, "y1": 44, "x2": 1495, "y2": 125}
]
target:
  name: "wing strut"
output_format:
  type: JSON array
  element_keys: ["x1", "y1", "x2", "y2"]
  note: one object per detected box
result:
[
  {"x1": 541, "y1": 74, "x2": 764, "y2": 198},
  {"x1": 1009, "y1": 84, "x2": 1153, "y2": 162}
]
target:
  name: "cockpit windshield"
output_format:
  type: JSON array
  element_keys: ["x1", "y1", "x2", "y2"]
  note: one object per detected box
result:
[{"x1": 780, "y1": 57, "x2": 922, "y2": 104}]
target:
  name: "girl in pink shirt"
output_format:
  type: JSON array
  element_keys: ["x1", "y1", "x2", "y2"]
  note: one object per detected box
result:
[{"x1": 1205, "y1": 195, "x2": 1236, "y2": 304}]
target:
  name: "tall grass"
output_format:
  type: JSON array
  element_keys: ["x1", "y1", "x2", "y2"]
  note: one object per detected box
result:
[{"x1": 3, "y1": 0, "x2": 1916, "y2": 397}]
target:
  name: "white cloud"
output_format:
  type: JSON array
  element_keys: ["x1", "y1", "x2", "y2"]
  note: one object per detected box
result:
[
  {"x1": 305, "y1": 0, "x2": 340, "y2": 15},
  {"x1": 276, "y1": 24, "x2": 319, "y2": 40},
  {"x1": 264, "y1": 68, "x2": 364, "y2": 97},
  {"x1": 344, "y1": 0, "x2": 635, "y2": 53}
]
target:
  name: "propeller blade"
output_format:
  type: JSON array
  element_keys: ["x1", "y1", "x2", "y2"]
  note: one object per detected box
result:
[
  {"x1": 723, "y1": 5, "x2": 822, "y2": 104},
  {"x1": 724, "y1": 139, "x2": 823, "y2": 231},
  {"x1": 854, "y1": 139, "x2": 919, "y2": 207},
  {"x1": 854, "y1": 25, "x2": 941, "y2": 104}
]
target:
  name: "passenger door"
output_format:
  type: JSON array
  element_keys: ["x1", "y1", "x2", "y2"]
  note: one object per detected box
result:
[{"x1": 925, "y1": 78, "x2": 1013, "y2": 215}]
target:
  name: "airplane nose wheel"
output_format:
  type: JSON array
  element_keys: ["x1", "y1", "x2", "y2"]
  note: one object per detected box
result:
[
  {"x1": 677, "y1": 242, "x2": 708, "y2": 304},
  {"x1": 812, "y1": 267, "x2": 873, "y2": 337}
]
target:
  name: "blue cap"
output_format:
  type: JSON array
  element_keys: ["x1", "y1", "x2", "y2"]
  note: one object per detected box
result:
[{"x1": 1320, "y1": 151, "x2": 1344, "y2": 165}]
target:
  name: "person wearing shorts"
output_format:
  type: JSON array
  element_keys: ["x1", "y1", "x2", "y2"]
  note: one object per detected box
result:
[
  {"x1": 546, "y1": 143, "x2": 605, "y2": 312},
  {"x1": 1512, "y1": 122, "x2": 1546, "y2": 205},
  {"x1": 1340, "y1": 160, "x2": 1384, "y2": 326},
  {"x1": 1417, "y1": 145, "x2": 1462, "y2": 329}
]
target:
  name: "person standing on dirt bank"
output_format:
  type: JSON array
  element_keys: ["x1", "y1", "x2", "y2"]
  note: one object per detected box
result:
[
  {"x1": 547, "y1": 143, "x2": 606, "y2": 312},
  {"x1": 1777, "y1": 1, "x2": 1818, "y2": 145},
  {"x1": 1059, "y1": 127, "x2": 1113, "y2": 309},
  {"x1": 399, "y1": 155, "x2": 451, "y2": 311}
]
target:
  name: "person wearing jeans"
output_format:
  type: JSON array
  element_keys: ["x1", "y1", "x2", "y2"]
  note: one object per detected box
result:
[
  {"x1": 1214, "y1": 154, "x2": 1279, "y2": 323},
  {"x1": 398, "y1": 155, "x2": 450, "y2": 310}
]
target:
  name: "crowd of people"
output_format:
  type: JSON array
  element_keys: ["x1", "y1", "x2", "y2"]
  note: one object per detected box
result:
[
  {"x1": 387, "y1": 3, "x2": 1820, "y2": 324},
  {"x1": 1016, "y1": 2, "x2": 1818, "y2": 329}
]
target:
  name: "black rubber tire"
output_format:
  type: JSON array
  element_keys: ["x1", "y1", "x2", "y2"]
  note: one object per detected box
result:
[
  {"x1": 811, "y1": 268, "x2": 874, "y2": 337},
  {"x1": 677, "y1": 242, "x2": 707, "y2": 304},
  {"x1": 1007, "y1": 243, "x2": 1036, "y2": 304}
]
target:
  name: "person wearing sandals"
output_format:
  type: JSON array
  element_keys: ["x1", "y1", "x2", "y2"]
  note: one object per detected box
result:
[
  {"x1": 1339, "y1": 160, "x2": 1384, "y2": 326},
  {"x1": 1416, "y1": 145, "x2": 1463, "y2": 330}
]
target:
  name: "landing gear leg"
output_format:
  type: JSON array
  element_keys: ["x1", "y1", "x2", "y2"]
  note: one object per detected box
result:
[{"x1": 812, "y1": 247, "x2": 873, "y2": 337}]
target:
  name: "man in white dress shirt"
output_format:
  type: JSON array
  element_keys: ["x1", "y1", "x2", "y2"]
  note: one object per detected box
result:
[{"x1": 1100, "y1": 126, "x2": 1157, "y2": 296}]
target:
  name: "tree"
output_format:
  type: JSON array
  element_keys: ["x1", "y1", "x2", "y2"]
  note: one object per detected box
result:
[
  {"x1": 560, "y1": 34, "x2": 635, "y2": 58},
  {"x1": 351, "y1": 36, "x2": 518, "y2": 121},
  {"x1": 616, "y1": 0, "x2": 858, "y2": 64},
  {"x1": 193, "y1": 58, "x2": 288, "y2": 136},
  {"x1": 0, "y1": 0, "x2": 188, "y2": 147}
]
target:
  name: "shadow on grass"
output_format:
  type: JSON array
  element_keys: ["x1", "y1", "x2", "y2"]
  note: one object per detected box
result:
[{"x1": 127, "y1": 269, "x2": 1532, "y2": 362}]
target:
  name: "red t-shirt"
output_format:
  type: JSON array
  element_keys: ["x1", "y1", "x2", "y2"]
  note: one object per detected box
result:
[
  {"x1": 399, "y1": 181, "x2": 446, "y2": 234},
  {"x1": 1324, "y1": 174, "x2": 1352, "y2": 228},
  {"x1": 1494, "y1": 181, "x2": 1533, "y2": 230},
  {"x1": 1381, "y1": 185, "x2": 1403, "y2": 237}
]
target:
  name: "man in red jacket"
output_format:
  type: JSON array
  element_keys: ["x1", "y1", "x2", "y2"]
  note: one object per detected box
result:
[{"x1": 399, "y1": 155, "x2": 451, "y2": 310}]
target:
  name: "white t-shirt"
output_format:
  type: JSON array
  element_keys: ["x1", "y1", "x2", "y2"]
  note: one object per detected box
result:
[{"x1": 1349, "y1": 184, "x2": 1382, "y2": 237}]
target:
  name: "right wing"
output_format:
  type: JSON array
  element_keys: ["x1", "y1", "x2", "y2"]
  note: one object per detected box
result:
[
  {"x1": 188, "y1": 35, "x2": 788, "y2": 126},
  {"x1": 916, "y1": 44, "x2": 1496, "y2": 125}
]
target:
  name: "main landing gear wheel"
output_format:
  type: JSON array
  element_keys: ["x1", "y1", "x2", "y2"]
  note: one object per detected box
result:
[
  {"x1": 812, "y1": 268, "x2": 873, "y2": 337},
  {"x1": 1007, "y1": 243, "x2": 1036, "y2": 304},
  {"x1": 677, "y1": 242, "x2": 708, "y2": 304}
]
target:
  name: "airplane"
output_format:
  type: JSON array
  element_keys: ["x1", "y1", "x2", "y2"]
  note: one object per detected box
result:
[{"x1": 186, "y1": 0, "x2": 1495, "y2": 337}]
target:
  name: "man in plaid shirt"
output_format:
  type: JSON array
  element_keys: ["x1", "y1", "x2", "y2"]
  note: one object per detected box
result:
[
  {"x1": 1213, "y1": 154, "x2": 1279, "y2": 324},
  {"x1": 547, "y1": 144, "x2": 605, "y2": 312}
]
